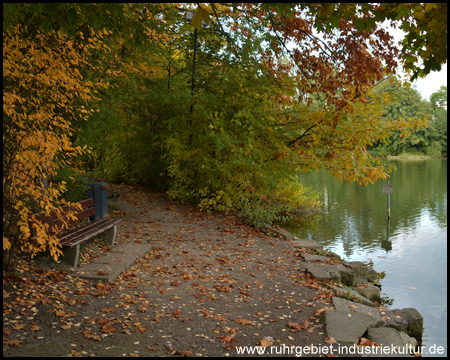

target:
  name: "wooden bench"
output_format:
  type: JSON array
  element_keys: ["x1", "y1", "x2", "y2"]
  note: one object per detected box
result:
[{"x1": 30, "y1": 198, "x2": 122, "y2": 268}]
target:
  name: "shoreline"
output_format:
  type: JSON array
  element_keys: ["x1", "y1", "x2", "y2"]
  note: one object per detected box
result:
[
  {"x1": 383, "y1": 155, "x2": 447, "y2": 160},
  {"x1": 270, "y1": 225, "x2": 425, "y2": 355}
]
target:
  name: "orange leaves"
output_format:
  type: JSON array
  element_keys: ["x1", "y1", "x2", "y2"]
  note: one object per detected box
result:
[
  {"x1": 287, "y1": 320, "x2": 310, "y2": 332},
  {"x1": 166, "y1": 345, "x2": 193, "y2": 357},
  {"x1": 100, "y1": 307, "x2": 117, "y2": 314},
  {"x1": 359, "y1": 337, "x2": 380, "y2": 347},
  {"x1": 12, "y1": 323, "x2": 27, "y2": 331},
  {"x1": 234, "y1": 318, "x2": 255, "y2": 325},
  {"x1": 212, "y1": 314, "x2": 227, "y2": 322},
  {"x1": 55, "y1": 310, "x2": 77, "y2": 318},
  {"x1": 213, "y1": 284, "x2": 233, "y2": 293},
  {"x1": 218, "y1": 335, "x2": 239, "y2": 344},
  {"x1": 3, "y1": 339, "x2": 22, "y2": 348},
  {"x1": 83, "y1": 329, "x2": 101, "y2": 341},
  {"x1": 258, "y1": 336, "x2": 274, "y2": 348},
  {"x1": 30, "y1": 325, "x2": 41, "y2": 332},
  {"x1": 101, "y1": 323, "x2": 117, "y2": 334}
]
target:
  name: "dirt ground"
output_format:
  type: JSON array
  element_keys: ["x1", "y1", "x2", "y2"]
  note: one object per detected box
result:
[{"x1": 3, "y1": 184, "x2": 336, "y2": 357}]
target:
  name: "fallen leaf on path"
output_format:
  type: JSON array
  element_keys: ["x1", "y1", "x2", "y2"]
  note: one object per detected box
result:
[
  {"x1": 101, "y1": 324, "x2": 116, "y2": 334},
  {"x1": 12, "y1": 323, "x2": 26, "y2": 330},
  {"x1": 287, "y1": 320, "x2": 310, "y2": 332},
  {"x1": 359, "y1": 337, "x2": 380, "y2": 347},
  {"x1": 83, "y1": 329, "x2": 101, "y2": 341},
  {"x1": 214, "y1": 284, "x2": 233, "y2": 293},
  {"x1": 4, "y1": 339, "x2": 22, "y2": 347},
  {"x1": 100, "y1": 307, "x2": 116, "y2": 313},
  {"x1": 70, "y1": 350, "x2": 83, "y2": 357},
  {"x1": 219, "y1": 335, "x2": 238, "y2": 344},
  {"x1": 30, "y1": 325, "x2": 41, "y2": 332},
  {"x1": 213, "y1": 315, "x2": 227, "y2": 322},
  {"x1": 175, "y1": 350, "x2": 192, "y2": 357},
  {"x1": 258, "y1": 337, "x2": 273, "y2": 348}
]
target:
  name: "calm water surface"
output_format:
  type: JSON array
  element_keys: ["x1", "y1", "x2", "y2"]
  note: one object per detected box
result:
[{"x1": 288, "y1": 160, "x2": 447, "y2": 356}]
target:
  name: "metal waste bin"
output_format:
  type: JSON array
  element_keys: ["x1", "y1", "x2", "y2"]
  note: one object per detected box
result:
[{"x1": 87, "y1": 182, "x2": 108, "y2": 220}]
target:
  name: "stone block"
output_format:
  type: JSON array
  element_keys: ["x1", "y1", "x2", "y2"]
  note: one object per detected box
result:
[
  {"x1": 367, "y1": 327, "x2": 417, "y2": 354},
  {"x1": 354, "y1": 275, "x2": 369, "y2": 286},
  {"x1": 305, "y1": 263, "x2": 341, "y2": 282},
  {"x1": 337, "y1": 264, "x2": 355, "y2": 286},
  {"x1": 291, "y1": 239, "x2": 323, "y2": 250},
  {"x1": 332, "y1": 297, "x2": 382, "y2": 321},
  {"x1": 382, "y1": 308, "x2": 423, "y2": 341},
  {"x1": 301, "y1": 253, "x2": 328, "y2": 263},
  {"x1": 305, "y1": 263, "x2": 355, "y2": 286},
  {"x1": 367, "y1": 266, "x2": 378, "y2": 281},
  {"x1": 345, "y1": 261, "x2": 368, "y2": 277},
  {"x1": 322, "y1": 283, "x2": 377, "y2": 308},
  {"x1": 355, "y1": 285, "x2": 381, "y2": 302},
  {"x1": 273, "y1": 227, "x2": 298, "y2": 240},
  {"x1": 322, "y1": 309, "x2": 382, "y2": 344}
]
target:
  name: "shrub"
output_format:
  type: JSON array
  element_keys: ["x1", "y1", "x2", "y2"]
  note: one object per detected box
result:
[{"x1": 52, "y1": 164, "x2": 90, "y2": 203}]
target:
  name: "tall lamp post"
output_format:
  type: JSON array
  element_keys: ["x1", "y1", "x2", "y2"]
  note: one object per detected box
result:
[
  {"x1": 185, "y1": 10, "x2": 210, "y2": 148},
  {"x1": 185, "y1": 10, "x2": 198, "y2": 148}
]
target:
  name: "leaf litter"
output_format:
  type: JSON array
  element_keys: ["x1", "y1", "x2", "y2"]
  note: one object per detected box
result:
[{"x1": 4, "y1": 183, "x2": 335, "y2": 357}]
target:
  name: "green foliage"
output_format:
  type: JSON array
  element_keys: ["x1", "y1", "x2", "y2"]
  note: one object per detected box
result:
[
  {"x1": 2, "y1": 3, "x2": 152, "y2": 46},
  {"x1": 239, "y1": 180, "x2": 320, "y2": 227},
  {"x1": 52, "y1": 164, "x2": 90, "y2": 203},
  {"x1": 371, "y1": 79, "x2": 447, "y2": 157},
  {"x1": 430, "y1": 86, "x2": 447, "y2": 108}
]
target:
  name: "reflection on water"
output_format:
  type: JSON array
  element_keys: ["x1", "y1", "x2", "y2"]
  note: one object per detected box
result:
[{"x1": 287, "y1": 160, "x2": 447, "y2": 357}]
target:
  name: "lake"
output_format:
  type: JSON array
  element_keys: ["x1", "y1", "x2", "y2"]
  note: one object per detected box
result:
[{"x1": 287, "y1": 159, "x2": 447, "y2": 356}]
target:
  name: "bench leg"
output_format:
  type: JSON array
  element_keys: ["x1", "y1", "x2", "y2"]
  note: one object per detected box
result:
[
  {"x1": 101, "y1": 225, "x2": 117, "y2": 246},
  {"x1": 61, "y1": 245, "x2": 80, "y2": 268}
]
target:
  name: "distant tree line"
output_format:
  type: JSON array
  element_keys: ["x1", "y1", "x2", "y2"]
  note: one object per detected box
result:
[{"x1": 370, "y1": 83, "x2": 447, "y2": 157}]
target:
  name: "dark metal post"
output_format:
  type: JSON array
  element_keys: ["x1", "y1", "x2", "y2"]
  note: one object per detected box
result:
[{"x1": 188, "y1": 28, "x2": 198, "y2": 148}]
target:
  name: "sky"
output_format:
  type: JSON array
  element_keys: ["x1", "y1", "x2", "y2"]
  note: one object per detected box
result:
[{"x1": 411, "y1": 63, "x2": 447, "y2": 101}]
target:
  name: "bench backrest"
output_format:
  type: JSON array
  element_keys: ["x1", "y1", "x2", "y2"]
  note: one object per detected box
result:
[{"x1": 30, "y1": 198, "x2": 96, "y2": 235}]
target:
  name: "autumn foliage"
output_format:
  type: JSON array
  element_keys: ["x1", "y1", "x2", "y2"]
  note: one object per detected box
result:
[
  {"x1": 2, "y1": 3, "x2": 447, "y2": 266},
  {"x1": 3, "y1": 24, "x2": 108, "y2": 266}
]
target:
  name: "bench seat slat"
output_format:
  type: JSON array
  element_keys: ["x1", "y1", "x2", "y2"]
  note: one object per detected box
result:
[
  {"x1": 30, "y1": 199, "x2": 96, "y2": 235},
  {"x1": 33, "y1": 198, "x2": 95, "y2": 223},
  {"x1": 59, "y1": 218, "x2": 122, "y2": 248}
]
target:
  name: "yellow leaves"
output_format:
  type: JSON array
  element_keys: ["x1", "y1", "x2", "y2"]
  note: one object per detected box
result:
[
  {"x1": 3, "y1": 236, "x2": 12, "y2": 250},
  {"x1": 20, "y1": 225, "x2": 31, "y2": 238},
  {"x1": 191, "y1": 6, "x2": 211, "y2": 29},
  {"x1": 4, "y1": 25, "x2": 103, "y2": 263}
]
